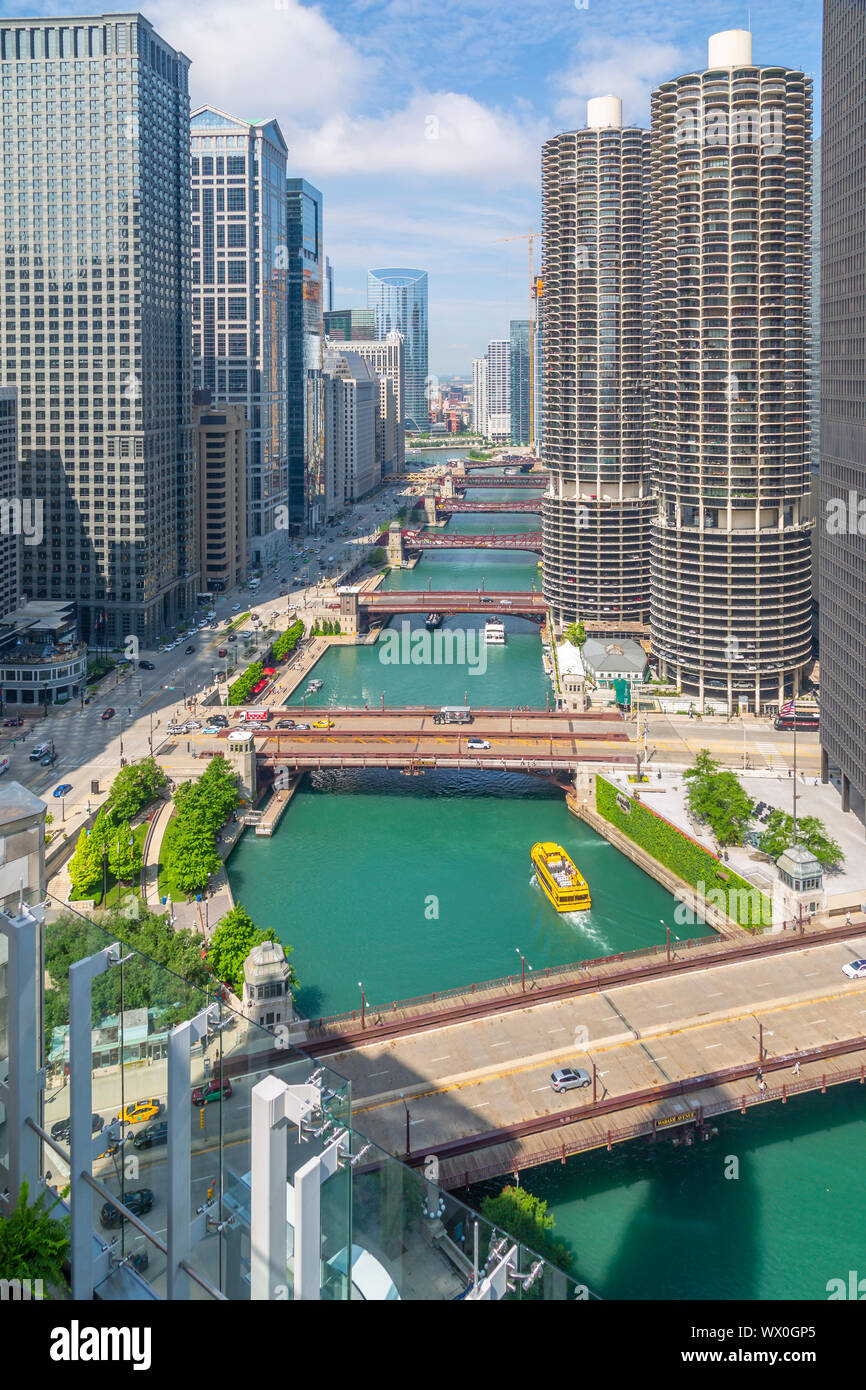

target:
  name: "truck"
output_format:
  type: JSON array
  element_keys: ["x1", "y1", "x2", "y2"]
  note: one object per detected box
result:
[{"x1": 433, "y1": 706, "x2": 473, "y2": 725}]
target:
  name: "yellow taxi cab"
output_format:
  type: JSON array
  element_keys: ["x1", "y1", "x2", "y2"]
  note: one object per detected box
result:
[
  {"x1": 312, "y1": 718, "x2": 335, "y2": 729},
  {"x1": 118, "y1": 1097, "x2": 163, "y2": 1126}
]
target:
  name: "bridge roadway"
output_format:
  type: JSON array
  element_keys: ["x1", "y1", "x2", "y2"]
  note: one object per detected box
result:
[
  {"x1": 308, "y1": 927, "x2": 866, "y2": 1185},
  {"x1": 403, "y1": 530, "x2": 542, "y2": 552},
  {"x1": 231, "y1": 708, "x2": 635, "y2": 771},
  {"x1": 435, "y1": 498, "x2": 543, "y2": 513},
  {"x1": 452, "y1": 474, "x2": 547, "y2": 489},
  {"x1": 340, "y1": 590, "x2": 548, "y2": 618}
]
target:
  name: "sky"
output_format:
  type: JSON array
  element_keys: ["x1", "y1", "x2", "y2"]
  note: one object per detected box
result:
[{"x1": 4, "y1": 0, "x2": 824, "y2": 374}]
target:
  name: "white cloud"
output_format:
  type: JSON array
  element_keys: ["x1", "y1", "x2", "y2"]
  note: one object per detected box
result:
[
  {"x1": 288, "y1": 91, "x2": 546, "y2": 184},
  {"x1": 555, "y1": 36, "x2": 687, "y2": 127}
]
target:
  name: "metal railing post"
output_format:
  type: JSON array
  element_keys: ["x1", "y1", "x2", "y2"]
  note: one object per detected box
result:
[
  {"x1": 167, "y1": 1004, "x2": 217, "y2": 1301},
  {"x1": 0, "y1": 905, "x2": 44, "y2": 1212}
]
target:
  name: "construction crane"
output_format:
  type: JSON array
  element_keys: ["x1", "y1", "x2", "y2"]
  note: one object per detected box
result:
[{"x1": 493, "y1": 230, "x2": 542, "y2": 452}]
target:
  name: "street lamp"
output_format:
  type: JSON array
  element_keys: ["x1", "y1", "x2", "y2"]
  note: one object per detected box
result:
[
  {"x1": 661, "y1": 918, "x2": 679, "y2": 961},
  {"x1": 515, "y1": 947, "x2": 532, "y2": 993},
  {"x1": 400, "y1": 1091, "x2": 411, "y2": 1156},
  {"x1": 358, "y1": 980, "x2": 365, "y2": 1030}
]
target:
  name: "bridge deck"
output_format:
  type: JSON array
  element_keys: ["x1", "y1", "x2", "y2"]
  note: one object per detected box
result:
[{"x1": 315, "y1": 926, "x2": 866, "y2": 1185}]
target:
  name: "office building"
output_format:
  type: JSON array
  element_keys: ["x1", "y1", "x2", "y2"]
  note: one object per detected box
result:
[
  {"x1": 327, "y1": 333, "x2": 405, "y2": 473},
  {"x1": 472, "y1": 356, "x2": 488, "y2": 437},
  {"x1": 287, "y1": 179, "x2": 325, "y2": 534},
  {"x1": 3, "y1": 13, "x2": 196, "y2": 648},
  {"x1": 510, "y1": 320, "x2": 531, "y2": 446},
  {"x1": 0, "y1": 388, "x2": 20, "y2": 622},
  {"x1": 367, "y1": 268, "x2": 428, "y2": 429},
  {"x1": 323, "y1": 308, "x2": 375, "y2": 341},
  {"x1": 486, "y1": 339, "x2": 510, "y2": 442},
  {"x1": 820, "y1": 0, "x2": 866, "y2": 829},
  {"x1": 323, "y1": 347, "x2": 379, "y2": 509},
  {"x1": 325, "y1": 255, "x2": 334, "y2": 313},
  {"x1": 193, "y1": 396, "x2": 247, "y2": 594},
  {"x1": 650, "y1": 31, "x2": 813, "y2": 708},
  {"x1": 191, "y1": 107, "x2": 288, "y2": 565},
  {"x1": 542, "y1": 98, "x2": 652, "y2": 627}
]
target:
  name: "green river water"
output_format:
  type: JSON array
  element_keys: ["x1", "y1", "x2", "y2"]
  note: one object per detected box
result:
[{"x1": 227, "y1": 455, "x2": 866, "y2": 1300}]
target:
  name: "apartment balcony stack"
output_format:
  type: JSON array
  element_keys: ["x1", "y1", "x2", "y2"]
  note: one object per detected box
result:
[
  {"x1": 649, "y1": 30, "x2": 813, "y2": 709},
  {"x1": 541, "y1": 97, "x2": 653, "y2": 630}
]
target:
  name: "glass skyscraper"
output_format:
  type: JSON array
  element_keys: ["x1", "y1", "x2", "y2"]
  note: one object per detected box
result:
[
  {"x1": 367, "y1": 267, "x2": 428, "y2": 429},
  {"x1": 3, "y1": 13, "x2": 195, "y2": 647},
  {"x1": 287, "y1": 178, "x2": 324, "y2": 533},
  {"x1": 191, "y1": 108, "x2": 288, "y2": 566},
  {"x1": 509, "y1": 319, "x2": 530, "y2": 445}
]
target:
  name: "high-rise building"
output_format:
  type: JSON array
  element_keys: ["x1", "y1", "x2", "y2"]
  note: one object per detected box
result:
[
  {"x1": 287, "y1": 178, "x2": 325, "y2": 533},
  {"x1": 542, "y1": 97, "x2": 652, "y2": 627},
  {"x1": 322, "y1": 347, "x2": 379, "y2": 508},
  {"x1": 486, "y1": 339, "x2": 510, "y2": 442},
  {"x1": 323, "y1": 309, "x2": 375, "y2": 341},
  {"x1": 367, "y1": 268, "x2": 428, "y2": 429},
  {"x1": 0, "y1": 388, "x2": 20, "y2": 621},
  {"x1": 191, "y1": 108, "x2": 288, "y2": 566},
  {"x1": 193, "y1": 395, "x2": 247, "y2": 594},
  {"x1": 4, "y1": 13, "x2": 196, "y2": 647},
  {"x1": 820, "y1": 0, "x2": 866, "y2": 830},
  {"x1": 649, "y1": 31, "x2": 813, "y2": 709},
  {"x1": 471, "y1": 357, "x2": 488, "y2": 437},
  {"x1": 325, "y1": 255, "x2": 335, "y2": 313},
  {"x1": 326, "y1": 333, "x2": 405, "y2": 473},
  {"x1": 509, "y1": 320, "x2": 531, "y2": 445},
  {"x1": 533, "y1": 279, "x2": 545, "y2": 456}
]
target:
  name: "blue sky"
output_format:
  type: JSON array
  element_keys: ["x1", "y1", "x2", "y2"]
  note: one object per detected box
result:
[{"x1": 5, "y1": 0, "x2": 823, "y2": 373}]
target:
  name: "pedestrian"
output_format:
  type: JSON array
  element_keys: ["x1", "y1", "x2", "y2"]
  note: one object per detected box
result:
[
  {"x1": 755, "y1": 1066, "x2": 762, "y2": 1083},
  {"x1": 759, "y1": 1077, "x2": 767, "y2": 1095},
  {"x1": 846, "y1": 910, "x2": 853, "y2": 926},
  {"x1": 793, "y1": 1060, "x2": 800, "y2": 1076}
]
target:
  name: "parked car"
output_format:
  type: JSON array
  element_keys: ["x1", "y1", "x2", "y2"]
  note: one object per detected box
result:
[
  {"x1": 53, "y1": 783, "x2": 73, "y2": 798},
  {"x1": 191, "y1": 1078, "x2": 232, "y2": 1106},
  {"x1": 101, "y1": 708, "x2": 116, "y2": 720},
  {"x1": 549, "y1": 1067, "x2": 592, "y2": 1093},
  {"x1": 50, "y1": 1113, "x2": 104, "y2": 1144},
  {"x1": 118, "y1": 1098, "x2": 163, "y2": 1126},
  {"x1": 100, "y1": 1189, "x2": 154, "y2": 1228},
  {"x1": 842, "y1": 958, "x2": 866, "y2": 980},
  {"x1": 132, "y1": 1120, "x2": 169, "y2": 1151},
  {"x1": 139, "y1": 660, "x2": 155, "y2": 671}
]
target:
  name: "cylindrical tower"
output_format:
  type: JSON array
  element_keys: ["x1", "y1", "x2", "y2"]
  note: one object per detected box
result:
[
  {"x1": 542, "y1": 99, "x2": 653, "y2": 629},
  {"x1": 649, "y1": 31, "x2": 813, "y2": 710}
]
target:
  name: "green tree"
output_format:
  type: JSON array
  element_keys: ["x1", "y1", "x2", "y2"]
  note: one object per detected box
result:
[
  {"x1": 683, "y1": 750, "x2": 754, "y2": 846},
  {"x1": 208, "y1": 904, "x2": 293, "y2": 997},
  {"x1": 106, "y1": 820, "x2": 141, "y2": 889},
  {"x1": 0, "y1": 1181, "x2": 69, "y2": 1296},
  {"x1": 68, "y1": 827, "x2": 103, "y2": 896},
  {"x1": 105, "y1": 759, "x2": 167, "y2": 822},
  {"x1": 759, "y1": 810, "x2": 844, "y2": 868},
  {"x1": 480, "y1": 1186, "x2": 576, "y2": 1278}
]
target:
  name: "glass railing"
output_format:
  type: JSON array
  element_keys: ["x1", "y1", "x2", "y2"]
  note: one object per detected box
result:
[{"x1": 38, "y1": 896, "x2": 583, "y2": 1301}]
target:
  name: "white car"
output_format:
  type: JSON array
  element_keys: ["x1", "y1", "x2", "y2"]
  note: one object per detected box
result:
[
  {"x1": 466, "y1": 738, "x2": 490, "y2": 751},
  {"x1": 842, "y1": 958, "x2": 866, "y2": 980}
]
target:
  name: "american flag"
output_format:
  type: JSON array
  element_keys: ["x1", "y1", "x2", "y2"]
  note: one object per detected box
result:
[{"x1": 779, "y1": 699, "x2": 795, "y2": 715}]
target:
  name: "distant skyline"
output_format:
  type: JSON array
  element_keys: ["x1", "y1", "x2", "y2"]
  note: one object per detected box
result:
[{"x1": 2, "y1": 0, "x2": 823, "y2": 373}]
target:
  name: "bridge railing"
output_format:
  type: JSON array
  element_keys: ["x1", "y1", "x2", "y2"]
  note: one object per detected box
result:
[{"x1": 305, "y1": 933, "x2": 710, "y2": 1032}]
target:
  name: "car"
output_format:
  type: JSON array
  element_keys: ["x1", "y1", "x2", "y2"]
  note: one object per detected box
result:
[
  {"x1": 466, "y1": 738, "x2": 491, "y2": 751},
  {"x1": 842, "y1": 959, "x2": 866, "y2": 980},
  {"x1": 41, "y1": 753, "x2": 54, "y2": 767},
  {"x1": 549, "y1": 1067, "x2": 592, "y2": 1093},
  {"x1": 117, "y1": 1098, "x2": 163, "y2": 1127},
  {"x1": 3, "y1": 717, "x2": 22, "y2": 727},
  {"x1": 201, "y1": 726, "x2": 220, "y2": 736},
  {"x1": 53, "y1": 783, "x2": 73, "y2": 798},
  {"x1": 313, "y1": 718, "x2": 335, "y2": 729},
  {"x1": 276, "y1": 719, "x2": 296, "y2": 729},
  {"x1": 191, "y1": 1078, "x2": 232, "y2": 1106},
  {"x1": 480, "y1": 597, "x2": 494, "y2": 604},
  {"x1": 101, "y1": 708, "x2": 115, "y2": 720},
  {"x1": 186, "y1": 720, "x2": 201, "y2": 730},
  {"x1": 50, "y1": 1113, "x2": 104, "y2": 1144},
  {"x1": 293, "y1": 722, "x2": 310, "y2": 731},
  {"x1": 100, "y1": 1188, "x2": 154, "y2": 1228},
  {"x1": 139, "y1": 660, "x2": 156, "y2": 671},
  {"x1": 185, "y1": 644, "x2": 195, "y2": 655},
  {"x1": 232, "y1": 603, "x2": 241, "y2": 611},
  {"x1": 132, "y1": 1120, "x2": 169, "y2": 1151},
  {"x1": 210, "y1": 715, "x2": 229, "y2": 727}
]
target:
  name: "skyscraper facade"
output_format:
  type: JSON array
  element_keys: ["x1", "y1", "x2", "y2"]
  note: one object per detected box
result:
[
  {"x1": 820, "y1": 0, "x2": 866, "y2": 829},
  {"x1": 509, "y1": 319, "x2": 531, "y2": 445},
  {"x1": 191, "y1": 108, "x2": 288, "y2": 565},
  {"x1": 367, "y1": 268, "x2": 428, "y2": 429},
  {"x1": 287, "y1": 178, "x2": 325, "y2": 533},
  {"x1": 323, "y1": 308, "x2": 375, "y2": 341},
  {"x1": 4, "y1": 13, "x2": 195, "y2": 646},
  {"x1": 471, "y1": 356, "x2": 488, "y2": 437},
  {"x1": 650, "y1": 30, "x2": 813, "y2": 708},
  {"x1": 0, "y1": 388, "x2": 20, "y2": 620},
  {"x1": 533, "y1": 279, "x2": 545, "y2": 456},
  {"x1": 327, "y1": 333, "x2": 405, "y2": 472},
  {"x1": 486, "y1": 339, "x2": 510, "y2": 441},
  {"x1": 542, "y1": 97, "x2": 653, "y2": 627}
]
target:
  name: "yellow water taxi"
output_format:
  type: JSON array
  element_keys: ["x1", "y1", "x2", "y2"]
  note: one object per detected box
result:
[{"x1": 531, "y1": 842, "x2": 591, "y2": 912}]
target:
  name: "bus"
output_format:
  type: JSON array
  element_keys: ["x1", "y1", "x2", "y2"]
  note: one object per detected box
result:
[
  {"x1": 774, "y1": 712, "x2": 819, "y2": 731},
  {"x1": 196, "y1": 592, "x2": 214, "y2": 605},
  {"x1": 433, "y1": 705, "x2": 473, "y2": 725}
]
